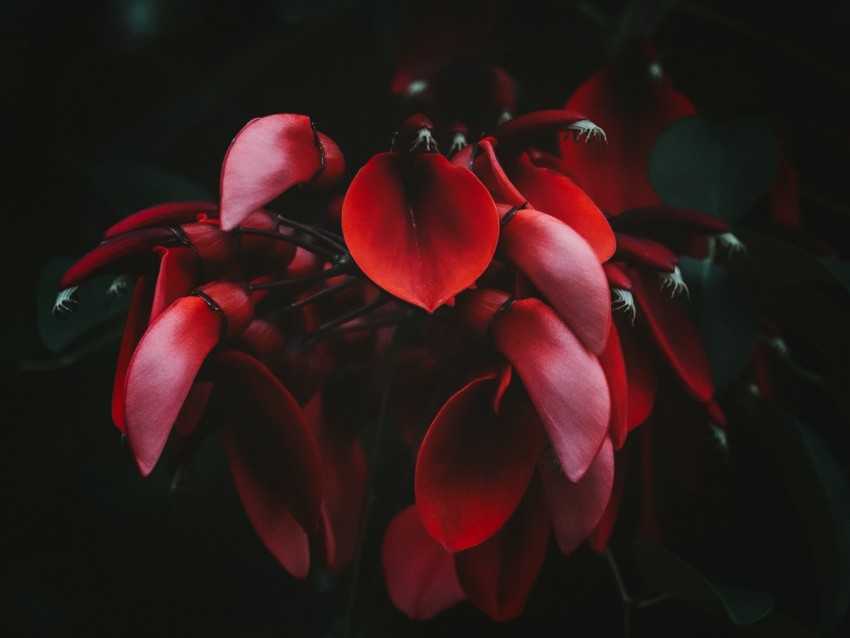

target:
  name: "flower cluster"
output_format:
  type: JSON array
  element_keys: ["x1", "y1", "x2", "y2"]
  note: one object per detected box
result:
[{"x1": 58, "y1": 33, "x2": 748, "y2": 624}]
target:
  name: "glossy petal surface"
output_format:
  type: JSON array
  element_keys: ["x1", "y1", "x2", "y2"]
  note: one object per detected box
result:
[
  {"x1": 416, "y1": 374, "x2": 540, "y2": 551},
  {"x1": 493, "y1": 298, "x2": 610, "y2": 482},
  {"x1": 342, "y1": 152, "x2": 498, "y2": 312}
]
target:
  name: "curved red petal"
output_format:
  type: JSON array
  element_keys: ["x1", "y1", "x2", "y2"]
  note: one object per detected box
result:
[
  {"x1": 559, "y1": 49, "x2": 696, "y2": 214},
  {"x1": 492, "y1": 108, "x2": 588, "y2": 146},
  {"x1": 342, "y1": 152, "x2": 498, "y2": 312},
  {"x1": 611, "y1": 205, "x2": 729, "y2": 237},
  {"x1": 382, "y1": 505, "x2": 466, "y2": 620},
  {"x1": 454, "y1": 476, "x2": 550, "y2": 622},
  {"x1": 220, "y1": 114, "x2": 323, "y2": 231},
  {"x1": 104, "y1": 201, "x2": 218, "y2": 239},
  {"x1": 59, "y1": 227, "x2": 176, "y2": 289},
  {"x1": 604, "y1": 261, "x2": 633, "y2": 291},
  {"x1": 629, "y1": 267, "x2": 713, "y2": 402},
  {"x1": 124, "y1": 295, "x2": 222, "y2": 475},
  {"x1": 540, "y1": 437, "x2": 614, "y2": 556},
  {"x1": 507, "y1": 153, "x2": 616, "y2": 261},
  {"x1": 615, "y1": 314, "x2": 658, "y2": 430},
  {"x1": 223, "y1": 415, "x2": 311, "y2": 579},
  {"x1": 599, "y1": 321, "x2": 628, "y2": 449},
  {"x1": 471, "y1": 138, "x2": 525, "y2": 205},
  {"x1": 111, "y1": 275, "x2": 154, "y2": 433},
  {"x1": 149, "y1": 246, "x2": 197, "y2": 320},
  {"x1": 215, "y1": 350, "x2": 324, "y2": 533},
  {"x1": 415, "y1": 374, "x2": 540, "y2": 551},
  {"x1": 492, "y1": 298, "x2": 610, "y2": 482},
  {"x1": 500, "y1": 207, "x2": 611, "y2": 354},
  {"x1": 614, "y1": 233, "x2": 679, "y2": 272}
]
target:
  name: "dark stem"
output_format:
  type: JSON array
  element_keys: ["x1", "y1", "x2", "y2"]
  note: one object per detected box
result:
[
  {"x1": 249, "y1": 262, "x2": 349, "y2": 291},
  {"x1": 345, "y1": 327, "x2": 401, "y2": 637},
  {"x1": 605, "y1": 548, "x2": 633, "y2": 638},
  {"x1": 234, "y1": 227, "x2": 341, "y2": 262},
  {"x1": 275, "y1": 215, "x2": 347, "y2": 252},
  {"x1": 302, "y1": 295, "x2": 391, "y2": 343},
  {"x1": 269, "y1": 277, "x2": 359, "y2": 315},
  {"x1": 311, "y1": 310, "x2": 414, "y2": 342}
]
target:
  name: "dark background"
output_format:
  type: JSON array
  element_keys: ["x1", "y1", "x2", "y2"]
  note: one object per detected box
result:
[{"x1": 3, "y1": 0, "x2": 850, "y2": 635}]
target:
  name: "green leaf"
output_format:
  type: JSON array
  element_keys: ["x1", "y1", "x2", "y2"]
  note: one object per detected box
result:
[
  {"x1": 648, "y1": 116, "x2": 779, "y2": 223},
  {"x1": 632, "y1": 538, "x2": 775, "y2": 625},
  {"x1": 38, "y1": 259, "x2": 129, "y2": 355},
  {"x1": 679, "y1": 256, "x2": 759, "y2": 394},
  {"x1": 754, "y1": 400, "x2": 850, "y2": 632}
]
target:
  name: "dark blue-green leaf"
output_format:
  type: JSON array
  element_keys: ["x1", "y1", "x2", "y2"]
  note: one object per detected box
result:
[{"x1": 648, "y1": 116, "x2": 779, "y2": 223}]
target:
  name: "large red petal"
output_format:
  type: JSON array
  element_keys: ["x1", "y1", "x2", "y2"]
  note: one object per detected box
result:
[
  {"x1": 220, "y1": 114, "x2": 323, "y2": 231},
  {"x1": 559, "y1": 46, "x2": 696, "y2": 214},
  {"x1": 342, "y1": 152, "x2": 498, "y2": 312},
  {"x1": 223, "y1": 412, "x2": 311, "y2": 579},
  {"x1": 104, "y1": 201, "x2": 218, "y2": 239},
  {"x1": 382, "y1": 505, "x2": 466, "y2": 620},
  {"x1": 454, "y1": 476, "x2": 550, "y2": 622},
  {"x1": 499, "y1": 207, "x2": 611, "y2": 354},
  {"x1": 629, "y1": 267, "x2": 713, "y2": 402},
  {"x1": 215, "y1": 351, "x2": 324, "y2": 533},
  {"x1": 540, "y1": 437, "x2": 614, "y2": 556},
  {"x1": 507, "y1": 153, "x2": 616, "y2": 261},
  {"x1": 124, "y1": 295, "x2": 222, "y2": 475},
  {"x1": 415, "y1": 374, "x2": 541, "y2": 551},
  {"x1": 492, "y1": 298, "x2": 610, "y2": 482}
]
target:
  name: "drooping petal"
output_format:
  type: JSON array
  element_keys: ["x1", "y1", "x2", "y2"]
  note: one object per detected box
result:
[
  {"x1": 216, "y1": 351, "x2": 324, "y2": 534},
  {"x1": 499, "y1": 206, "x2": 611, "y2": 354},
  {"x1": 491, "y1": 297, "x2": 610, "y2": 482},
  {"x1": 614, "y1": 233, "x2": 679, "y2": 272},
  {"x1": 454, "y1": 476, "x2": 550, "y2": 622},
  {"x1": 560, "y1": 43, "x2": 696, "y2": 214},
  {"x1": 491, "y1": 108, "x2": 589, "y2": 147},
  {"x1": 342, "y1": 152, "x2": 498, "y2": 312},
  {"x1": 615, "y1": 314, "x2": 658, "y2": 430},
  {"x1": 104, "y1": 201, "x2": 218, "y2": 239},
  {"x1": 472, "y1": 138, "x2": 525, "y2": 205},
  {"x1": 599, "y1": 321, "x2": 628, "y2": 449},
  {"x1": 610, "y1": 205, "x2": 730, "y2": 237},
  {"x1": 507, "y1": 153, "x2": 616, "y2": 261},
  {"x1": 111, "y1": 275, "x2": 154, "y2": 432},
  {"x1": 382, "y1": 505, "x2": 466, "y2": 620},
  {"x1": 59, "y1": 226, "x2": 176, "y2": 289},
  {"x1": 220, "y1": 114, "x2": 325, "y2": 231},
  {"x1": 629, "y1": 267, "x2": 713, "y2": 402},
  {"x1": 415, "y1": 374, "x2": 542, "y2": 551},
  {"x1": 223, "y1": 411, "x2": 311, "y2": 579},
  {"x1": 124, "y1": 295, "x2": 222, "y2": 476},
  {"x1": 149, "y1": 246, "x2": 197, "y2": 320},
  {"x1": 540, "y1": 437, "x2": 614, "y2": 556}
]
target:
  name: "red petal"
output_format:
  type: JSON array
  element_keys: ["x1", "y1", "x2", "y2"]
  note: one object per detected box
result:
[
  {"x1": 493, "y1": 298, "x2": 610, "y2": 482},
  {"x1": 454, "y1": 476, "x2": 550, "y2": 622},
  {"x1": 604, "y1": 261, "x2": 633, "y2": 291},
  {"x1": 540, "y1": 437, "x2": 614, "y2": 555},
  {"x1": 500, "y1": 207, "x2": 611, "y2": 354},
  {"x1": 173, "y1": 381, "x2": 213, "y2": 437},
  {"x1": 587, "y1": 448, "x2": 629, "y2": 552},
  {"x1": 599, "y1": 322, "x2": 628, "y2": 449},
  {"x1": 611, "y1": 205, "x2": 729, "y2": 237},
  {"x1": 149, "y1": 246, "x2": 197, "y2": 320},
  {"x1": 382, "y1": 505, "x2": 466, "y2": 620},
  {"x1": 220, "y1": 114, "x2": 323, "y2": 231},
  {"x1": 629, "y1": 267, "x2": 713, "y2": 402},
  {"x1": 560, "y1": 46, "x2": 696, "y2": 214},
  {"x1": 124, "y1": 295, "x2": 222, "y2": 475},
  {"x1": 507, "y1": 153, "x2": 616, "y2": 261},
  {"x1": 614, "y1": 233, "x2": 679, "y2": 272},
  {"x1": 111, "y1": 276, "x2": 154, "y2": 433},
  {"x1": 223, "y1": 412, "x2": 311, "y2": 579},
  {"x1": 492, "y1": 108, "x2": 588, "y2": 146},
  {"x1": 471, "y1": 138, "x2": 525, "y2": 205},
  {"x1": 342, "y1": 152, "x2": 498, "y2": 312},
  {"x1": 216, "y1": 351, "x2": 324, "y2": 533},
  {"x1": 59, "y1": 227, "x2": 175, "y2": 289},
  {"x1": 104, "y1": 201, "x2": 218, "y2": 239},
  {"x1": 615, "y1": 314, "x2": 658, "y2": 430},
  {"x1": 415, "y1": 374, "x2": 541, "y2": 551}
]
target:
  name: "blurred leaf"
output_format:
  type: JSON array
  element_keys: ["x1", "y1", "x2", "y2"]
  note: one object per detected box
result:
[
  {"x1": 728, "y1": 230, "x2": 850, "y2": 375},
  {"x1": 648, "y1": 116, "x2": 779, "y2": 223},
  {"x1": 821, "y1": 257, "x2": 850, "y2": 293},
  {"x1": 754, "y1": 400, "x2": 850, "y2": 632},
  {"x1": 38, "y1": 259, "x2": 129, "y2": 355},
  {"x1": 632, "y1": 538, "x2": 774, "y2": 625},
  {"x1": 86, "y1": 157, "x2": 211, "y2": 217},
  {"x1": 680, "y1": 256, "x2": 759, "y2": 394}
]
